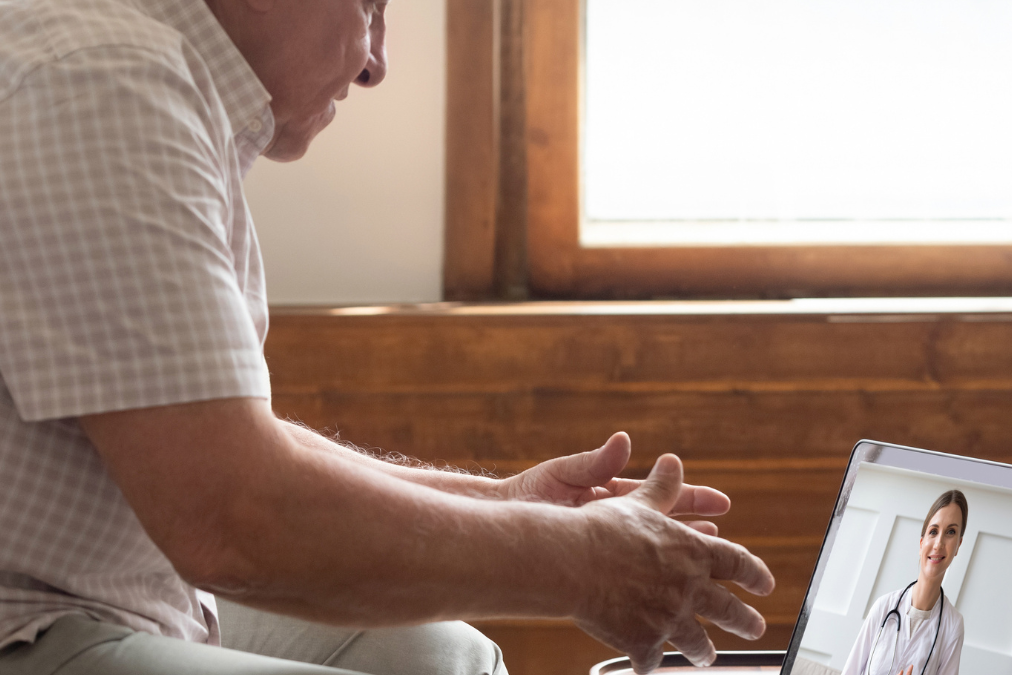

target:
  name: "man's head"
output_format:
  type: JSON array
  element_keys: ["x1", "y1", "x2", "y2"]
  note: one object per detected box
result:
[{"x1": 206, "y1": 0, "x2": 388, "y2": 162}]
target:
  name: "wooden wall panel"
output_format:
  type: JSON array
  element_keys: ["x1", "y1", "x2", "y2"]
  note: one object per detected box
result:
[
  {"x1": 266, "y1": 315, "x2": 1012, "y2": 393},
  {"x1": 271, "y1": 389, "x2": 1012, "y2": 467},
  {"x1": 264, "y1": 305, "x2": 1012, "y2": 675},
  {"x1": 444, "y1": 0, "x2": 498, "y2": 299}
]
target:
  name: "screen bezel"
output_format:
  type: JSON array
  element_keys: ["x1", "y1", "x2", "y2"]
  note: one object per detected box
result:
[{"x1": 781, "y1": 440, "x2": 1012, "y2": 673}]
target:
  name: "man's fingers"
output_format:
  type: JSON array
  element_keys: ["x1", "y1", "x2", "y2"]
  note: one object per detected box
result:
[
  {"x1": 708, "y1": 539, "x2": 776, "y2": 596},
  {"x1": 669, "y1": 484, "x2": 731, "y2": 517},
  {"x1": 630, "y1": 454, "x2": 684, "y2": 515},
  {"x1": 667, "y1": 619, "x2": 717, "y2": 668},
  {"x1": 602, "y1": 477, "x2": 640, "y2": 497},
  {"x1": 576, "y1": 486, "x2": 613, "y2": 505},
  {"x1": 628, "y1": 642, "x2": 665, "y2": 675},
  {"x1": 585, "y1": 432, "x2": 632, "y2": 485},
  {"x1": 696, "y1": 581, "x2": 766, "y2": 641},
  {"x1": 683, "y1": 520, "x2": 718, "y2": 536},
  {"x1": 554, "y1": 432, "x2": 632, "y2": 489}
]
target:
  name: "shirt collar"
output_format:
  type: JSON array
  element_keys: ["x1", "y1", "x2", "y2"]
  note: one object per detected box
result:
[{"x1": 133, "y1": 0, "x2": 274, "y2": 147}]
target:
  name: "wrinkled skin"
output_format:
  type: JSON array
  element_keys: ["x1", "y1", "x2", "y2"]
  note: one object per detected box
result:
[{"x1": 503, "y1": 435, "x2": 774, "y2": 672}]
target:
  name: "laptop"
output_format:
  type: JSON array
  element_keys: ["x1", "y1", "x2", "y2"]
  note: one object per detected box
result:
[{"x1": 591, "y1": 440, "x2": 1012, "y2": 674}]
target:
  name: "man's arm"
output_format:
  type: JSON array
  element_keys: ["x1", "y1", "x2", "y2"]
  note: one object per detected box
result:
[
  {"x1": 286, "y1": 420, "x2": 732, "y2": 529},
  {"x1": 80, "y1": 397, "x2": 774, "y2": 672},
  {"x1": 280, "y1": 420, "x2": 503, "y2": 498}
]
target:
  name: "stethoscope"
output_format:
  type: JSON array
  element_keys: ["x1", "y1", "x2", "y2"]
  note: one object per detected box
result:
[{"x1": 866, "y1": 581, "x2": 943, "y2": 675}]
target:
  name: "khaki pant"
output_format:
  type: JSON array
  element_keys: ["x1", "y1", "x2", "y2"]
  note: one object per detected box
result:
[{"x1": 0, "y1": 600, "x2": 507, "y2": 675}]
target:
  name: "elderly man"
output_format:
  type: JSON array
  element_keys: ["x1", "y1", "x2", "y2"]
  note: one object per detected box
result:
[{"x1": 0, "y1": 1, "x2": 775, "y2": 674}]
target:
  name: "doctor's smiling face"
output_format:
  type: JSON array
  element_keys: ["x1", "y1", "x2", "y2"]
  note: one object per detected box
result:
[{"x1": 918, "y1": 502, "x2": 963, "y2": 581}]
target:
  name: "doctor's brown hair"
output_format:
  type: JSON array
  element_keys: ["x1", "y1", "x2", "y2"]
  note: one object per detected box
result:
[{"x1": 921, "y1": 490, "x2": 968, "y2": 538}]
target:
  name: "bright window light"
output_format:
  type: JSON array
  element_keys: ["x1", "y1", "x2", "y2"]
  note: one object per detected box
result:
[{"x1": 583, "y1": 0, "x2": 1012, "y2": 246}]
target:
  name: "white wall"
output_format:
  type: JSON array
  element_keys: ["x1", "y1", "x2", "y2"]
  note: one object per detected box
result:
[{"x1": 244, "y1": 0, "x2": 446, "y2": 306}]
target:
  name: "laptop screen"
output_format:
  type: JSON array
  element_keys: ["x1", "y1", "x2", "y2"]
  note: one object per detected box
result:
[{"x1": 783, "y1": 441, "x2": 1012, "y2": 675}]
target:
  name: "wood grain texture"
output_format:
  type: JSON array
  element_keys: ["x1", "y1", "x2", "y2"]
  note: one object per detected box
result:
[
  {"x1": 444, "y1": 0, "x2": 498, "y2": 300},
  {"x1": 271, "y1": 389, "x2": 1012, "y2": 466},
  {"x1": 493, "y1": 0, "x2": 530, "y2": 299},
  {"x1": 533, "y1": 245, "x2": 1012, "y2": 300},
  {"x1": 521, "y1": 0, "x2": 1012, "y2": 299},
  {"x1": 264, "y1": 306, "x2": 1012, "y2": 675},
  {"x1": 524, "y1": 0, "x2": 581, "y2": 295},
  {"x1": 266, "y1": 314, "x2": 1012, "y2": 396}
]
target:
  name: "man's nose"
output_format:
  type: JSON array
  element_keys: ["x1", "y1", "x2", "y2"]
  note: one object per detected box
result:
[{"x1": 356, "y1": 49, "x2": 388, "y2": 88}]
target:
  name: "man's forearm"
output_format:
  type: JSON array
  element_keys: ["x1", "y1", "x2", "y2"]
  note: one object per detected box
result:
[
  {"x1": 82, "y1": 399, "x2": 578, "y2": 626},
  {"x1": 201, "y1": 421, "x2": 582, "y2": 624},
  {"x1": 282, "y1": 420, "x2": 506, "y2": 500}
]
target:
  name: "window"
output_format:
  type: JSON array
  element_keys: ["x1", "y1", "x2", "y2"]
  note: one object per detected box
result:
[
  {"x1": 445, "y1": 0, "x2": 1012, "y2": 300},
  {"x1": 584, "y1": 0, "x2": 1012, "y2": 248}
]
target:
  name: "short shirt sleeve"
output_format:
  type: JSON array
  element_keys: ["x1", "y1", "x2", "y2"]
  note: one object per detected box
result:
[{"x1": 0, "y1": 44, "x2": 271, "y2": 421}]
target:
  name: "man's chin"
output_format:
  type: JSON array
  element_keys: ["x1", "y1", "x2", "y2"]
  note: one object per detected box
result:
[
  {"x1": 263, "y1": 105, "x2": 336, "y2": 162},
  {"x1": 263, "y1": 136, "x2": 313, "y2": 162}
]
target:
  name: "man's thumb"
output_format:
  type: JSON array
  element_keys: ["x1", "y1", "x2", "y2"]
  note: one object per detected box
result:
[{"x1": 632, "y1": 453, "x2": 684, "y2": 513}]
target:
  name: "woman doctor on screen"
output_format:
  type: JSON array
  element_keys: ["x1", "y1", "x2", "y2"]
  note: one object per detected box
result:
[{"x1": 842, "y1": 490, "x2": 967, "y2": 675}]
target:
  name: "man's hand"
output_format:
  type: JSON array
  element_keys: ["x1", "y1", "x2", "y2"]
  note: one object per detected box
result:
[
  {"x1": 571, "y1": 453, "x2": 775, "y2": 673},
  {"x1": 500, "y1": 432, "x2": 731, "y2": 536}
]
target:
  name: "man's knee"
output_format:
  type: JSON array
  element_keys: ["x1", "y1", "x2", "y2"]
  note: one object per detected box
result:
[
  {"x1": 337, "y1": 621, "x2": 506, "y2": 675},
  {"x1": 421, "y1": 622, "x2": 506, "y2": 675}
]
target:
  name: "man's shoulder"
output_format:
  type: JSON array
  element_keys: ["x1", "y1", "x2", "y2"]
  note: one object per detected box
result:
[
  {"x1": 36, "y1": 0, "x2": 184, "y2": 58},
  {"x1": 0, "y1": 0, "x2": 187, "y2": 100}
]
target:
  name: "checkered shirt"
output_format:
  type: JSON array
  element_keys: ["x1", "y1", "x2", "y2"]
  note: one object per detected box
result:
[{"x1": 0, "y1": 0, "x2": 275, "y2": 649}]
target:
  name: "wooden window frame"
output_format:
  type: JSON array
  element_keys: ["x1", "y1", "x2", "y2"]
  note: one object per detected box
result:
[{"x1": 445, "y1": 0, "x2": 1012, "y2": 301}]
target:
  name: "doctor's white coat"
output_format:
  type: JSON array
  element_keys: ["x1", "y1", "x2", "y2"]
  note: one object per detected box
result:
[{"x1": 842, "y1": 587, "x2": 964, "y2": 675}]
